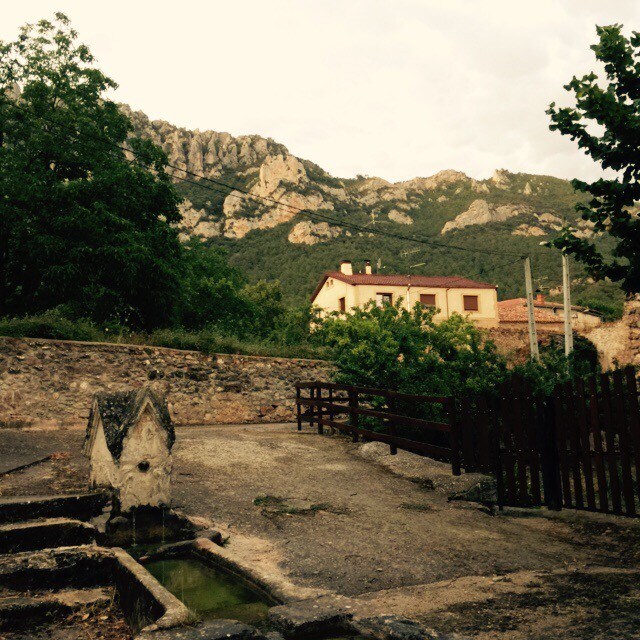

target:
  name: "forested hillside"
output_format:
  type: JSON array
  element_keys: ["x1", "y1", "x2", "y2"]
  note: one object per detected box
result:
[{"x1": 127, "y1": 105, "x2": 623, "y2": 318}]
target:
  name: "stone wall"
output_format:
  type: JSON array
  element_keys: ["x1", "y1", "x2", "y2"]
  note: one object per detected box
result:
[
  {"x1": 583, "y1": 297, "x2": 640, "y2": 370},
  {"x1": 487, "y1": 326, "x2": 563, "y2": 364},
  {"x1": 0, "y1": 338, "x2": 333, "y2": 429}
]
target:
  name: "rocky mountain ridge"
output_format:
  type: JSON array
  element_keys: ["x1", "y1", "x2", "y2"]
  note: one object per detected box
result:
[{"x1": 124, "y1": 104, "x2": 582, "y2": 246}]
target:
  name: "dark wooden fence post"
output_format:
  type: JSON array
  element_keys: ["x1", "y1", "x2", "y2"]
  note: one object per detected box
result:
[
  {"x1": 309, "y1": 385, "x2": 315, "y2": 430},
  {"x1": 296, "y1": 385, "x2": 302, "y2": 431},
  {"x1": 448, "y1": 397, "x2": 461, "y2": 476},
  {"x1": 388, "y1": 394, "x2": 398, "y2": 455},
  {"x1": 328, "y1": 387, "x2": 334, "y2": 424},
  {"x1": 587, "y1": 375, "x2": 609, "y2": 513},
  {"x1": 624, "y1": 367, "x2": 640, "y2": 500},
  {"x1": 612, "y1": 369, "x2": 635, "y2": 515},
  {"x1": 317, "y1": 385, "x2": 324, "y2": 435},
  {"x1": 349, "y1": 387, "x2": 359, "y2": 442},
  {"x1": 601, "y1": 373, "x2": 623, "y2": 515},
  {"x1": 488, "y1": 395, "x2": 505, "y2": 510},
  {"x1": 538, "y1": 396, "x2": 562, "y2": 511}
]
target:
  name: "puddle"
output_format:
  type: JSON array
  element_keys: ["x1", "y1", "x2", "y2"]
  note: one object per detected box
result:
[{"x1": 144, "y1": 557, "x2": 271, "y2": 624}]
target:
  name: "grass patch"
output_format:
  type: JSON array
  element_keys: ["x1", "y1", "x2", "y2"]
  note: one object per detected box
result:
[
  {"x1": 253, "y1": 495, "x2": 344, "y2": 517},
  {"x1": 252, "y1": 495, "x2": 284, "y2": 507}
]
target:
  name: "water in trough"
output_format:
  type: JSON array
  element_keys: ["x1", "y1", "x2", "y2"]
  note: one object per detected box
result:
[{"x1": 144, "y1": 556, "x2": 271, "y2": 624}]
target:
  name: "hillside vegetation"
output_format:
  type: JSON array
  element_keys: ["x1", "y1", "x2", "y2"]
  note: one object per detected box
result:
[{"x1": 124, "y1": 106, "x2": 623, "y2": 318}]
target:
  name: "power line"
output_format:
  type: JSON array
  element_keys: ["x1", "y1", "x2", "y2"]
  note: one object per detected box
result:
[{"x1": 7, "y1": 100, "x2": 527, "y2": 258}]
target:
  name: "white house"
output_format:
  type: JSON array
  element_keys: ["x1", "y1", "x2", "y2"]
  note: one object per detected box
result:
[
  {"x1": 83, "y1": 387, "x2": 175, "y2": 513},
  {"x1": 311, "y1": 260, "x2": 500, "y2": 328}
]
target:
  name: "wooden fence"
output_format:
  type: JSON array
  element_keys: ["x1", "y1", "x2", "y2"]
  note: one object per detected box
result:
[
  {"x1": 297, "y1": 366, "x2": 640, "y2": 518},
  {"x1": 458, "y1": 366, "x2": 640, "y2": 517},
  {"x1": 295, "y1": 382, "x2": 461, "y2": 474}
]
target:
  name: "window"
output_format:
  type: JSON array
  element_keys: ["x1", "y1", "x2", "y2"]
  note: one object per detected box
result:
[
  {"x1": 339, "y1": 297, "x2": 346, "y2": 312},
  {"x1": 376, "y1": 293, "x2": 393, "y2": 306},
  {"x1": 463, "y1": 295, "x2": 479, "y2": 312},
  {"x1": 420, "y1": 293, "x2": 436, "y2": 308}
]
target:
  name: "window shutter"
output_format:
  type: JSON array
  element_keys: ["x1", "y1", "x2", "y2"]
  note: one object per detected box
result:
[
  {"x1": 463, "y1": 295, "x2": 479, "y2": 311},
  {"x1": 420, "y1": 294, "x2": 436, "y2": 307}
]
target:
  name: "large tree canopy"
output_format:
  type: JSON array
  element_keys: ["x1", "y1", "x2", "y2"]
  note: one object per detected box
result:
[
  {"x1": 547, "y1": 24, "x2": 640, "y2": 295},
  {"x1": 0, "y1": 13, "x2": 184, "y2": 328}
]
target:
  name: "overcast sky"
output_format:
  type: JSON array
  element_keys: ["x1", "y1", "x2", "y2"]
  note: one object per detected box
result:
[{"x1": 3, "y1": 1, "x2": 639, "y2": 182}]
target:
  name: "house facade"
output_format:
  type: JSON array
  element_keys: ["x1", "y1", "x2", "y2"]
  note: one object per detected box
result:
[
  {"x1": 498, "y1": 295, "x2": 602, "y2": 332},
  {"x1": 311, "y1": 260, "x2": 500, "y2": 328}
]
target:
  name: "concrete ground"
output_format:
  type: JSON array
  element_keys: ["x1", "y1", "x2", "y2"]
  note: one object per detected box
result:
[{"x1": 1, "y1": 422, "x2": 640, "y2": 639}]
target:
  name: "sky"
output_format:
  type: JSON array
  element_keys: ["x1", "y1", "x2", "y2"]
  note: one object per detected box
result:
[{"x1": 3, "y1": 1, "x2": 639, "y2": 183}]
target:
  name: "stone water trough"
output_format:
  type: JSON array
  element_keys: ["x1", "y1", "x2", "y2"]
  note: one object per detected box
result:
[{"x1": 0, "y1": 387, "x2": 460, "y2": 640}]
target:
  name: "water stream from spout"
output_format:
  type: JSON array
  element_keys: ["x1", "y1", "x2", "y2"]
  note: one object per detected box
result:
[{"x1": 131, "y1": 511, "x2": 136, "y2": 547}]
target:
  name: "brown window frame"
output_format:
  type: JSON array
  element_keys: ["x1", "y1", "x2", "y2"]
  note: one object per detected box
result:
[
  {"x1": 339, "y1": 297, "x2": 346, "y2": 312},
  {"x1": 463, "y1": 295, "x2": 479, "y2": 312},
  {"x1": 420, "y1": 293, "x2": 437, "y2": 308},
  {"x1": 376, "y1": 292, "x2": 393, "y2": 306}
]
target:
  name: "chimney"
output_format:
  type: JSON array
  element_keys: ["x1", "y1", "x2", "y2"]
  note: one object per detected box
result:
[
  {"x1": 364, "y1": 260, "x2": 372, "y2": 275},
  {"x1": 340, "y1": 260, "x2": 353, "y2": 276},
  {"x1": 535, "y1": 293, "x2": 545, "y2": 305}
]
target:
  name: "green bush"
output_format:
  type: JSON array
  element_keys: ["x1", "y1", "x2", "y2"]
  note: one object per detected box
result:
[
  {"x1": 314, "y1": 299, "x2": 600, "y2": 399},
  {"x1": 0, "y1": 310, "x2": 105, "y2": 342},
  {"x1": 0, "y1": 310, "x2": 326, "y2": 359},
  {"x1": 314, "y1": 300, "x2": 508, "y2": 397}
]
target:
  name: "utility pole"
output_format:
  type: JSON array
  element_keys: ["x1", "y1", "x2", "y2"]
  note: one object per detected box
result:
[
  {"x1": 524, "y1": 257, "x2": 540, "y2": 361},
  {"x1": 562, "y1": 252, "x2": 574, "y2": 356}
]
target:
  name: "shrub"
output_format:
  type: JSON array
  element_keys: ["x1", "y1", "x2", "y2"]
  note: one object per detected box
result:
[{"x1": 0, "y1": 310, "x2": 104, "y2": 342}]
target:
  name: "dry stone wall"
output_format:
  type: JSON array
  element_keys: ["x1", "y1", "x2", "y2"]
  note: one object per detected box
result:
[{"x1": 0, "y1": 338, "x2": 333, "y2": 429}]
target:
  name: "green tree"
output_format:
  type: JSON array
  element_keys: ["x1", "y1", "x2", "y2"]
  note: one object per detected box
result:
[
  {"x1": 315, "y1": 301, "x2": 508, "y2": 397},
  {"x1": 0, "y1": 13, "x2": 183, "y2": 328},
  {"x1": 179, "y1": 241, "x2": 251, "y2": 330},
  {"x1": 547, "y1": 24, "x2": 640, "y2": 294}
]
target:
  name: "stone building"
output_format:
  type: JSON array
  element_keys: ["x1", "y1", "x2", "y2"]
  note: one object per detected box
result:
[
  {"x1": 498, "y1": 295, "x2": 602, "y2": 332},
  {"x1": 83, "y1": 387, "x2": 175, "y2": 512}
]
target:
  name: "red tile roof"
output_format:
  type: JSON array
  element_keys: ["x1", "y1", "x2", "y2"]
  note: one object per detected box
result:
[
  {"x1": 497, "y1": 298, "x2": 602, "y2": 324},
  {"x1": 311, "y1": 271, "x2": 497, "y2": 302},
  {"x1": 498, "y1": 299, "x2": 561, "y2": 324}
]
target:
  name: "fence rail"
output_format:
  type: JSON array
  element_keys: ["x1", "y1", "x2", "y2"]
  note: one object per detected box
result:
[
  {"x1": 295, "y1": 382, "x2": 460, "y2": 474},
  {"x1": 297, "y1": 366, "x2": 640, "y2": 519}
]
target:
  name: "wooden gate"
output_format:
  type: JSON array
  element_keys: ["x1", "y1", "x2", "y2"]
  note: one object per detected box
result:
[{"x1": 464, "y1": 367, "x2": 640, "y2": 517}]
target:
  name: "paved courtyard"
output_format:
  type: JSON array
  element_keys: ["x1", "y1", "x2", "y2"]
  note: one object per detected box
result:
[{"x1": 2, "y1": 422, "x2": 640, "y2": 638}]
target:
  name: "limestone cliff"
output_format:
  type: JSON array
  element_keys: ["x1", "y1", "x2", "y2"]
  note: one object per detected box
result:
[{"x1": 122, "y1": 104, "x2": 588, "y2": 250}]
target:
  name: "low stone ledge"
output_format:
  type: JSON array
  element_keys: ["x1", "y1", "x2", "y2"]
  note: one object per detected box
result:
[
  {"x1": 0, "y1": 545, "x2": 194, "y2": 634},
  {"x1": 139, "y1": 619, "x2": 266, "y2": 640},
  {"x1": 267, "y1": 594, "x2": 357, "y2": 637},
  {"x1": 191, "y1": 538, "x2": 324, "y2": 605},
  {"x1": 352, "y1": 615, "x2": 471, "y2": 640},
  {"x1": 0, "y1": 517, "x2": 97, "y2": 554},
  {"x1": 0, "y1": 587, "x2": 110, "y2": 630},
  {"x1": 111, "y1": 547, "x2": 195, "y2": 633},
  {"x1": 0, "y1": 491, "x2": 110, "y2": 524}
]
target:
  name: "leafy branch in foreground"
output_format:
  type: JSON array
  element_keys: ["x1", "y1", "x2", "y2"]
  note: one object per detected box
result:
[{"x1": 547, "y1": 24, "x2": 640, "y2": 294}]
